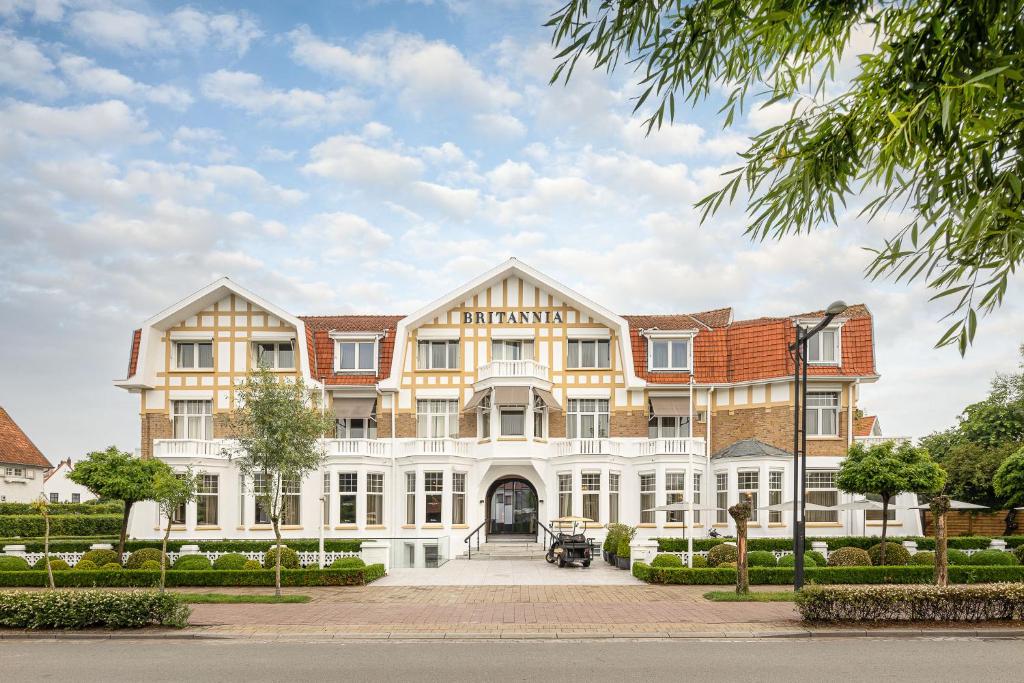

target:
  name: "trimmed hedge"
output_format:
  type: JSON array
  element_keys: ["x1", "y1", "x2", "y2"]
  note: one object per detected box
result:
[
  {"x1": 124, "y1": 548, "x2": 168, "y2": 570},
  {"x1": 868, "y1": 542, "x2": 911, "y2": 566},
  {"x1": 651, "y1": 554, "x2": 683, "y2": 568},
  {"x1": 264, "y1": 546, "x2": 300, "y2": 569},
  {"x1": 631, "y1": 563, "x2": 1024, "y2": 585},
  {"x1": 0, "y1": 566, "x2": 387, "y2": 587},
  {"x1": 656, "y1": 535, "x2": 1004, "y2": 553},
  {"x1": 80, "y1": 549, "x2": 118, "y2": 567},
  {"x1": 212, "y1": 553, "x2": 249, "y2": 570},
  {"x1": 827, "y1": 547, "x2": 872, "y2": 567},
  {"x1": 74, "y1": 560, "x2": 97, "y2": 571},
  {"x1": 0, "y1": 502, "x2": 123, "y2": 516},
  {"x1": 0, "y1": 589, "x2": 190, "y2": 629},
  {"x1": 778, "y1": 552, "x2": 819, "y2": 568},
  {"x1": 32, "y1": 557, "x2": 70, "y2": 571},
  {"x1": 1015, "y1": 546, "x2": 1024, "y2": 564},
  {"x1": 796, "y1": 584, "x2": 1024, "y2": 622},
  {"x1": 706, "y1": 543, "x2": 738, "y2": 567},
  {"x1": 330, "y1": 557, "x2": 365, "y2": 569},
  {"x1": 140, "y1": 560, "x2": 162, "y2": 571},
  {"x1": 0, "y1": 538, "x2": 364, "y2": 553},
  {"x1": 911, "y1": 551, "x2": 935, "y2": 565},
  {"x1": 172, "y1": 555, "x2": 212, "y2": 570},
  {"x1": 968, "y1": 550, "x2": 1019, "y2": 566},
  {"x1": 0, "y1": 515, "x2": 123, "y2": 537},
  {"x1": 747, "y1": 551, "x2": 777, "y2": 567},
  {"x1": 0, "y1": 556, "x2": 30, "y2": 571}
]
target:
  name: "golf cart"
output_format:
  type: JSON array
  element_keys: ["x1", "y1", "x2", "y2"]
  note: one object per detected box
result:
[{"x1": 544, "y1": 516, "x2": 594, "y2": 567}]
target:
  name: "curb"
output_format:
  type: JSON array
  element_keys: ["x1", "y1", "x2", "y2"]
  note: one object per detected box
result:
[{"x1": 3, "y1": 628, "x2": 1024, "y2": 641}]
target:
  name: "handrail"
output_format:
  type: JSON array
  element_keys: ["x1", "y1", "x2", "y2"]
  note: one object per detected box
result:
[
  {"x1": 463, "y1": 521, "x2": 486, "y2": 559},
  {"x1": 536, "y1": 519, "x2": 557, "y2": 550}
]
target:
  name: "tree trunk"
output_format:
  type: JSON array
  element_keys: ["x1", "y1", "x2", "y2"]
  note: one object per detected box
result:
[
  {"x1": 272, "y1": 517, "x2": 282, "y2": 597},
  {"x1": 161, "y1": 515, "x2": 171, "y2": 594},
  {"x1": 729, "y1": 494, "x2": 752, "y2": 595},
  {"x1": 880, "y1": 495, "x2": 889, "y2": 566},
  {"x1": 932, "y1": 496, "x2": 950, "y2": 587},
  {"x1": 118, "y1": 501, "x2": 133, "y2": 564},
  {"x1": 44, "y1": 515, "x2": 54, "y2": 590}
]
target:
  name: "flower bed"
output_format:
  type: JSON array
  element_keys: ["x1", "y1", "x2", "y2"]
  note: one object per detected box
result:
[
  {"x1": 795, "y1": 584, "x2": 1024, "y2": 622},
  {"x1": 0, "y1": 565, "x2": 386, "y2": 588},
  {"x1": 0, "y1": 589, "x2": 190, "y2": 629},
  {"x1": 631, "y1": 562, "x2": 1024, "y2": 585}
]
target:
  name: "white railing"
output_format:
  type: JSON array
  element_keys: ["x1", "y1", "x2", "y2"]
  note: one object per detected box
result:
[
  {"x1": 477, "y1": 359, "x2": 549, "y2": 382},
  {"x1": 402, "y1": 438, "x2": 470, "y2": 457},
  {"x1": 323, "y1": 439, "x2": 392, "y2": 457},
  {"x1": 552, "y1": 439, "x2": 622, "y2": 456},
  {"x1": 19, "y1": 549, "x2": 360, "y2": 568},
  {"x1": 153, "y1": 439, "x2": 229, "y2": 457},
  {"x1": 637, "y1": 438, "x2": 707, "y2": 457},
  {"x1": 854, "y1": 436, "x2": 912, "y2": 446}
]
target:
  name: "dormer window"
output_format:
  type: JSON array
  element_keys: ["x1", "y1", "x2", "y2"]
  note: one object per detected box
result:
[
  {"x1": 336, "y1": 339, "x2": 377, "y2": 373},
  {"x1": 175, "y1": 341, "x2": 213, "y2": 370},
  {"x1": 804, "y1": 326, "x2": 841, "y2": 365},
  {"x1": 648, "y1": 338, "x2": 690, "y2": 371}
]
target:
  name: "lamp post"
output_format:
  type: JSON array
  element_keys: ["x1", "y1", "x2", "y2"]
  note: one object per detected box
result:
[{"x1": 790, "y1": 300, "x2": 847, "y2": 590}]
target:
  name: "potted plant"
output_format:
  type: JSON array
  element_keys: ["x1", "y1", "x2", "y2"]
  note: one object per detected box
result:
[
  {"x1": 615, "y1": 525, "x2": 636, "y2": 570},
  {"x1": 605, "y1": 524, "x2": 625, "y2": 565}
]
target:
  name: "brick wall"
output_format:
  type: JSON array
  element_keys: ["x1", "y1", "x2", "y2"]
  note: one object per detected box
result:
[
  {"x1": 610, "y1": 410, "x2": 648, "y2": 437},
  {"x1": 140, "y1": 413, "x2": 172, "y2": 459},
  {"x1": 711, "y1": 406, "x2": 849, "y2": 456},
  {"x1": 548, "y1": 409, "x2": 565, "y2": 438},
  {"x1": 395, "y1": 413, "x2": 416, "y2": 438},
  {"x1": 212, "y1": 413, "x2": 236, "y2": 439},
  {"x1": 377, "y1": 411, "x2": 392, "y2": 438},
  {"x1": 458, "y1": 411, "x2": 477, "y2": 438}
]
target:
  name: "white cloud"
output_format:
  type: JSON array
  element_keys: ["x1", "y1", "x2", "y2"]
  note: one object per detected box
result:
[
  {"x1": 0, "y1": 0, "x2": 67, "y2": 22},
  {"x1": 411, "y1": 181, "x2": 480, "y2": 220},
  {"x1": 59, "y1": 55, "x2": 192, "y2": 110},
  {"x1": 0, "y1": 30, "x2": 64, "y2": 97},
  {"x1": 304, "y1": 135, "x2": 424, "y2": 186},
  {"x1": 200, "y1": 70, "x2": 369, "y2": 127},
  {"x1": 69, "y1": 6, "x2": 262, "y2": 55},
  {"x1": 256, "y1": 147, "x2": 296, "y2": 162},
  {"x1": 197, "y1": 165, "x2": 307, "y2": 204},
  {"x1": 302, "y1": 212, "x2": 394, "y2": 258},
  {"x1": 0, "y1": 99, "x2": 152, "y2": 145},
  {"x1": 288, "y1": 25, "x2": 383, "y2": 81},
  {"x1": 474, "y1": 112, "x2": 526, "y2": 138},
  {"x1": 486, "y1": 160, "x2": 535, "y2": 196}
]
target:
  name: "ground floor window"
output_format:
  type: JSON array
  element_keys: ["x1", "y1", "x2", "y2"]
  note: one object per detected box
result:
[
  {"x1": 253, "y1": 473, "x2": 269, "y2": 524},
  {"x1": 323, "y1": 473, "x2": 331, "y2": 526},
  {"x1": 425, "y1": 471, "x2": 443, "y2": 523},
  {"x1": 715, "y1": 472, "x2": 728, "y2": 524},
  {"x1": 769, "y1": 470, "x2": 784, "y2": 524},
  {"x1": 806, "y1": 470, "x2": 839, "y2": 523},
  {"x1": 665, "y1": 472, "x2": 686, "y2": 523},
  {"x1": 640, "y1": 473, "x2": 655, "y2": 524},
  {"x1": 558, "y1": 473, "x2": 573, "y2": 517},
  {"x1": 49, "y1": 492, "x2": 58, "y2": 503},
  {"x1": 865, "y1": 494, "x2": 897, "y2": 521},
  {"x1": 338, "y1": 472, "x2": 357, "y2": 524},
  {"x1": 72, "y1": 493, "x2": 81, "y2": 503},
  {"x1": 608, "y1": 472, "x2": 619, "y2": 524},
  {"x1": 196, "y1": 474, "x2": 218, "y2": 525},
  {"x1": 581, "y1": 472, "x2": 600, "y2": 522},
  {"x1": 452, "y1": 472, "x2": 466, "y2": 525},
  {"x1": 692, "y1": 472, "x2": 701, "y2": 523},
  {"x1": 405, "y1": 472, "x2": 416, "y2": 525},
  {"x1": 281, "y1": 475, "x2": 301, "y2": 525},
  {"x1": 367, "y1": 472, "x2": 384, "y2": 525},
  {"x1": 737, "y1": 470, "x2": 759, "y2": 523}
]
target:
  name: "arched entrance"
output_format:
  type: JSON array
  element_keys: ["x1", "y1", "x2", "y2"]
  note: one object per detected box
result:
[{"x1": 487, "y1": 477, "x2": 538, "y2": 535}]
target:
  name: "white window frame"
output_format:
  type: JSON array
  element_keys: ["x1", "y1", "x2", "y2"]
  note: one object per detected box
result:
[
  {"x1": 802, "y1": 324, "x2": 841, "y2": 366},
  {"x1": 335, "y1": 339, "x2": 378, "y2": 373},
  {"x1": 566, "y1": 398, "x2": 610, "y2": 439},
  {"x1": 491, "y1": 339, "x2": 534, "y2": 361},
  {"x1": 499, "y1": 407, "x2": 525, "y2": 437},
  {"x1": 196, "y1": 474, "x2": 219, "y2": 526},
  {"x1": 336, "y1": 401, "x2": 378, "y2": 439},
  {"x1": 558, "y1": 473, "x2": 573, "y2": 517},
  {"x1": 581, "y1": 472, "x2": 601, "y2": 523},
  {"x1": 174, "y1": 340, "x2": 214, "y2": 370},
  {"x1": 807, "y1": 470, "x2": 839, "y2": 523},
  {"x1": 416, "y1": 399, "x2": 459, "y2": 439},
  {"x1": 692, "y1": 472, "x2": 701, "y2": 524},
  {"x1": 737, "y1": 469, "x2": 759, "y2": 523},
  {"x1": 417, "y1": 339, "x2": 460, "y2": 370},
  {"x1": 366, "y1": 472, "x2": 384, "y2": 526},
  {"x1": 715, "y1": 471, "x2": 729, "y2": 524},
  {"x1": 338, "y1": 472, "x2": 357, "y2": 525},
  {"x1": 532, "y1": 393, "x2": 547, "y2": 439},
  {"x1": 566, "y1": 338, "x2": 611, "y2": 369},
  {"x1": 665, "y1": 471, "x2": 686, "y2": 523},
  {"x1": 639, "y1": 472, "x2": 656, "y2": 524},
  {"x1": 647, "y1": 337, "x2": 692, "y2": 371},
  {"x1": 424, "y1": 471, "x2": 443, "y2": 524},
  {"x1": 648, "y1": 414, "x2": 691, "y2": 438},
  {"x1": 608, "y1": 472, "x2": 620, "y2": 524},
  {"x1": 806, "y1": 392, "x2": 840, "y2": 437},
  {"x1": 171, "y1": 400, "x2": 213, "y2": 440},
  {"x1": 451, "y1": 472, "x2": 466, "y2": 526},
  {"x1": 254, "y1": 341, "x2": 295, "y2": 370},
  {"x1": 768, "y1": 470, "x2": 784, "y2": 524},
  {"x1": 479, "y1": 392, "x2": 491, "y2": 439},
  {"x1": 405, "y1": 472, "x2": 416, "y2": 525}
]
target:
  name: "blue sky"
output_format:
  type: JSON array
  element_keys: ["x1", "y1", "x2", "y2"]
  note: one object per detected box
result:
[{"x1": 1, "y1": 0, "x2": 1022, "y2": 459}]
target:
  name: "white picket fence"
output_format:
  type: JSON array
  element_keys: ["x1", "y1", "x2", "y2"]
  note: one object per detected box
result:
[
  {"x1": 20, "y1": 549, "x2": 360, "y2": 568},
  {"x1": 659, "y1": 546, "x2": 996, "y2": 564}
]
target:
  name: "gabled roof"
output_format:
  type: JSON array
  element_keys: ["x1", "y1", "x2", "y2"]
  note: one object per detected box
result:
[
  {"x1": 854, "y1": 415, "x2": 879, "y2": 437},
  {"x1": 301, "y1": 315, "x2": 403, "y2": 386},
  {"x1": 0, "y1": 406, "x2": 52, "y2": 469},
  {"x1": 44, "y1": 458, "x2": 73, "y2": 482},
  {"x1": 713, "y1": 438, "x2": 791, "y2": 459}
]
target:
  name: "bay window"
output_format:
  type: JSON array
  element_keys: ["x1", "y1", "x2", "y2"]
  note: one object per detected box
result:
[
  {"x1": 567, "y1": 338, "x2": 611, "y2": 369},
  {"x1": 417, "y1": 399, "x2": 459, "y2": 439},
  {"x1": 715, "y1": 472, "x2": 728, "y2": 524},
  {"x1": 640, "y1": 473, "x2": 656, "y2": 524},
  {"x1": 172, "y1": 400, "x2": 212, "y2": 440},
  {"x1": 175, "y1": 341, "x2": 213, "y2": 369},
  {"x1": 452, "y1": 472, "x2": 466, "y2": 525},
  {"x1": 608, "y1": 472, "x2": 619, "y2": 524},
  {"x1": 196, "y1": 474, "x2": 218, "y2": 526},
  {"x1": 417, "y1": 339, "x2": 459, "y2": 370},
  {"x1": 424, "y1": 471, "x2": 443, "y2": 524},
  {"x1": 806, "y1": 470, "x2": 839, "y2": 523},
  {"x1": 366, "y1": 472, "x2": 384, "y2": 525},
  {"x1": 253, "y1": 473, "x2": 269, "y2": 524},
  {"x1": 737, "y1": 470, "x2": 759, "y2": 523},
  {"x1": 558, "y1": 473, "x2": 573, "y2": 517},
  {"x1": 323, "y1": 472, "x2": 331, "y2": 526},
  {"x1": 500, "y1": 407, "x2": 525, "y2": 436},
  {"x1": 336, "y1": 401, "x2": 377, "y2": 439},
  {"x1": 479, "y1": 392, "x2": 491, "y2": 439},
  {"x1": 769, "y1": 470, "x2": 784, "y2": 524},
  {"x1": 866, "y1": 494, "x2": 897, "y2": 522},
  {"x1": 806, "y1": 392, "x2": 840, "y2": 436},
  {"x1": 581, "y1": 472, "x2": 600, "y2": 522},
  {"x1": 666, "y1": 472, "x2": 686, "y2": 523},
  {"x1": 566, "y1": 399, "x2": 609, "y2": 439},
  {"x1": 338, "y1": 472, "x2": 357, "y2": 524},
  {"x1": 405, "y1": 472, "x2": 416, "y2": 525},
  {"x1": 532, "y1": 393, "x2": 546, "y2": 438},
  {"x1": 692, "y1": 472, "x2": 701, "y2": 523},
  {"x1": 281, "y1": 475, "x2": 301, "y2": 525}
]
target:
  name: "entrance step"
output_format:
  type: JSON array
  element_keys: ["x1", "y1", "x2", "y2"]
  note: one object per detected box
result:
[{"x1": 457, "y1": 540, "x2": 548, "y2": 560}]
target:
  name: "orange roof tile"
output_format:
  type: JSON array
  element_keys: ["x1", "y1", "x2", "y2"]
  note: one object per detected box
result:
[
  {"x1": 126, "y1": 329, "x2": 141, "y2": 378},
  {"x1": 854, "y1": 415, "x2": 878, "y2": 437},
  {"x1": 299, "y1": 315, "x2": 403, "y2": 386},
  {"x1": 0, "y1": 406, "x2": 52, "y2": 469}
]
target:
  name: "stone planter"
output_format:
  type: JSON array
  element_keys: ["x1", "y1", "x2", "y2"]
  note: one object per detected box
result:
[{"x1": 616, "y1": 555, "x2": 630, "y2": 570}]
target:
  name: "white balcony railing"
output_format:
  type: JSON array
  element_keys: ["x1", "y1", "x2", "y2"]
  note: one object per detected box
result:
[
  {"x1": 854, "y1": 436, "x2": 912, "y2": 446},
  {"x1": 322, "y1": 439, "x2": 392, "y2": 457},
  {"x1": 402, "y1": 438, "x2": 470, "y2": 457},
  {"x1": 476, "y1": 359, "x2": 549, "y2": 382},
  {"x1": 637, "y1": 438, "x2": 706, "y2": 457},
  {"x1": 552, "y1": 438, "x2": 622, "y2": 456},
  {"x1": 152, "y1": 439, "x2": 228, "y2": 458}
]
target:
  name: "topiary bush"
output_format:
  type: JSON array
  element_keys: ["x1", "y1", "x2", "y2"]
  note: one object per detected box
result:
[
  {"x1": 140, "y1": 560, "x2": 162, "y2": 571},
  {"x1": 263, "y1": 546, "x2": 300, "y2": 569},
  {"x1": 125, "y1": 548, "x2": 168, "y2": 570},
  {"x1": 967, "y1": 550, "x2": 1019, "y2": 566},
  {"x1": 101, "y1": 563, "x2": 122, "y2": 570},
  {"x1": 867, "y1": 542, "x2": 911, "y2": 566},
  {"x1": 651, "y1": 554, "x2": 684, "y2": 568},
  {"x1": 706, "y1": 543, "x2": 738, "y2": 567},
  {"x1": 807, "y1": 551, "x2": 827, "y2": 567},
  {"x1": 79, "y1": 549, "x2": 118, "y2": 567},
  {"x1": 1015, "y1": 546, "x2": 1024, "y2": 564},
  {"x1": 778, "y1": 553, "x2": 818, "y2": 568},
  {"x1": 330, "y1": 557, "x2": 365, "y2": 569},
  {"x1": 827, "y1": 547, "x2": 872, "y2": 567},
  {"x1": 242, "y1": 559, "x2": 263, "y2": 570},
  {"x1": 212, "y1": 553, "x2": 250, "y2": 570},
  {"x1": 0, "y1": 556, "x2": 31, "y2": 571},
  {"x1": 747, "y1": 551, "x2": 777, "y2": 567},
  {"x1": 32, "y1": 557, "x2": 70, "y2": 571},
  {"x1": 73, "y1": 559, "x2": 97, "y2": 571},
  {"x1": 718, "y1": 562, "x2": 737, "y2": 568},
  {"x1": 911, "y1": 551, "x2": 935, "y2": 565},
  {"x1": 173, "y1": 555, "x2": 212, "y2": 570},
  {"x1": 691, "y1": 555, "x2": 708, "y2": 568}
]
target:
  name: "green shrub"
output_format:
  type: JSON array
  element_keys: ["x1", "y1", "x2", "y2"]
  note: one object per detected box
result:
[
  {"x1": 747, "y1": 551, "x2": 777, "y2": 567},
  {"x1": 0, "y1": 589, "x2": 190, "y2": 629},
  {"x1": 124, "y1": 548, "x2": 168, "y2": 570},
  {"x1": 807, "y1": 551, "x2": 827, "y2": 567},
  {"x1": 778, "y1": 553, "x2": 818, "y2": 568},
  {"x1": 140, "y1": 560, "x2": 162, "y2": 571},
  {"x1": 911, "y1": 551, "x2": 935, "y2": 565},
  {"x1": 691, "y1": 555, "x2": 708, "y2": 568},
  {"x1": 263, "y1": 546, "x2": 299, "y2": 569},
  {"x1": 948, "y1": 549, "x2": 970, "y2": 565},
  {"x1": 73, "y1": 559, "x2": 97, "y2": 570},
  {"x1": 242, "y1": 559, "x2": 262, "y2": 570},
  {"x1": 0, "y1": 556, "x2": 30, "y2": 571},
  {"x1": 101, "y1": 563, "x2": 122, "y2": 570},
  {"x1": 796, "y1": 584, "x2": 1024, "y2": 622},
  {"x1": 868, "y1": 542, "x2": 911, "y2": 566},
  {"x1": 80, "y1": 549, "x2": 118, "y2": 567},
  {"x1": 656, "y1": 535, "x2": 999, "y2": 553},
  {"x1": 173, "y1": 555, "x2": 212, "y2": 570},
  {"x1": 0, "y1": 502, "x2": 123, "y2": 516},
  {"x1": 651, "y1": 554, "x2": 683, "y2": 568},
  {"x1": 32, "y1": 557, "x2": 70, "y2": 571},
  {"x1": 967, "y1": 550, "x2": 1019, "y2": 566},
  {"x1": 212, "y1": 553, "x2": 250, "y2": 570},
  {"x1": 706, "y1": 543, "x2": 738, "y2": 567},
  {"x1": 0, "y1": 566, "x2": 387, "y2": 588},
  {"x1": 329, "y1": 557, "x2": 365, "y2": 569},
  {"x1": 1014, "y1": 546, "x2": 1024, "y2": 564},
  {"x1": 0, "y1": 538, "x2": 363, "y2": 554},
  {"x1": 0, "y1": 514, "x2": 123, "y2": 537},
  {"x1": 827, "y1": 547, "x2": 871, "y2": 567},
  {"x1": 616, "y1": 538, "x2": 631, "y2": 558}
]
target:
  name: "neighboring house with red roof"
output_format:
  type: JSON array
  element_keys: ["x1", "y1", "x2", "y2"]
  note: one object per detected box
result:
[
  {"x1": 0, "y1": 406, "x2": 52, "y2": 503},
  {"x1": 42, "y1": 458, "x2": 97, "y2": 504},
  {"x1": 114, "y1": 259, "x2": 914, "y2": 555}
]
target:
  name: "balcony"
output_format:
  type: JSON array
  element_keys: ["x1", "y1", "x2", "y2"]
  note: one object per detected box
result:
[
  {"x1": 401, "y1": 438, "x2": 471, "y2": 457},
  {"x1": 854, "y1": 436, "x2": 912, "y2": 447},
  {"x1": 323, "y1": 439, "x2": 392, "y2": 457},
  {"x1": 152, "y1": 439, "x2": 228, "y2": 458},
  {"x1": 476, "y1": 359, "x2": 549, "y2": 382},
  {"x1": 637, "y1": 438, "x2": 706, "y2": 457},
  {"x1": 552, "y1": 438, "x2": 623, "y2": 456}
]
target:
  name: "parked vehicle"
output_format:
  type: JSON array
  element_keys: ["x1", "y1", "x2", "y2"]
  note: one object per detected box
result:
[{"x1": 544, "y1": 520, "x2": 593, "y2": 568}]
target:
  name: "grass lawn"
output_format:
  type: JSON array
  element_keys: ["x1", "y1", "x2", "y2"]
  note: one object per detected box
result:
[
  {"x1": 703, "y1": 591, "x2": 797, "y2": 602},
  {"x1": 176, "y1": 593, "x2": 311, "y2": 604}
]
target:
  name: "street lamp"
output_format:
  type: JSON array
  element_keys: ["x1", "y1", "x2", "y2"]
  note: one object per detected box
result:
[{"x1": 790, "y1": 300, "x2": 847, "y2": 590}]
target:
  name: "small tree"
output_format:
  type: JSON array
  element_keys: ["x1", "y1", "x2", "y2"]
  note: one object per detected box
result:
[
  {"x1": 930, "y1": 495, "x2": 951, "y2": 587},
  {"x1": 994, "y1": 446, "x2": 1024, "y2": 509},
  {"x1": 229, "y1": 368, "x2": 333, "y2": 595},
  {"x1": 29, "y1": 497, "x2": 54, "y2": 589},
  {"x1": 728, "y1": 493, "x2": 752, "y2": 595},
  {"x1": 837, "y1": 441, "x2": 946, "y2": 566},
  {"x1": 68, "y1": 446, "x2": 168, "y2": 562},
  {"x1": 152, "y1": 467, "x2": 200, "y2": 593}
]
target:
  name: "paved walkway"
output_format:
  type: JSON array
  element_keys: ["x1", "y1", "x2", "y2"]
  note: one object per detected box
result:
[{"x1": 377, "y1": 559, "x2": 641, "y2": 586}]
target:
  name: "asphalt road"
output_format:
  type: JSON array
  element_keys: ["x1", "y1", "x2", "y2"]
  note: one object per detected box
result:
[{"x1": 3, "y1": 637, "x2": 1022, "y2": 681}]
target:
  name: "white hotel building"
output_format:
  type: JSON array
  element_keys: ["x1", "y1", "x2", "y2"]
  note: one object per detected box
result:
[{"x1": 116, "y1": 259, "x2": 916, "y2": 564}]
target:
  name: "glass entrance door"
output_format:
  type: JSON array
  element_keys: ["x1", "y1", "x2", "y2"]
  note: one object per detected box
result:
[{"x1": 489, "y1": 479, "x2": 538, "y2": 534}]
